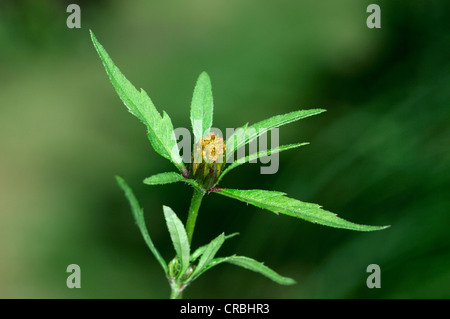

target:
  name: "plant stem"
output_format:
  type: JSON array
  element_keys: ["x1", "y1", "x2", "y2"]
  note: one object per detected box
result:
[
  {"x1": 169, "y1": 188, "x2": 204, "y2": 299},
  {"x1": 170, "y1": 284, "x2": 183, "y2": 299},
  {"x1": 185, "y1": 188, "x2": 205, "y2": 244}
]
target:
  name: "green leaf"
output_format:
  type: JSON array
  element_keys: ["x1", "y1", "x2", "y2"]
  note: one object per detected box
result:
[
  {"x1": 189, "y1": 233, "x2": 225, "y2": 281},
  {"x1": 90, "y1": 31, "x2": 186, "y2": 174},
  {"x1": 182, "y1": 179, "x2": 203, "y2": 191},
  {"x1": 219, "y1": 143, "x2": 309, "y2": 181},
  {"x1": 115, "y1": 176, "x2": 168, "y2": 274},
  {"x1": 190, "y1": 232, "x2": 239, "y2": 262},
  {"x1": 143, "y1": 172, "x2": 185, "y2": 185},
  {"x1": 206, "y1": 256, "x2": 296, "y2": 285},
  {"x1": 216, "y1": 188, "x2": 389, "y2": 231},
  {"x1": 163, "y1": 206, "x2": 190, "y2": 279},
  {"x1": 190, "y1": 72, "x2": 214, "y2": 142},
  {"x1": 142, "y1": 173, "x2": 203, "y2": 192},
  {"x1": 226, "y1": 109, "x2": 325, "y2": 160}
]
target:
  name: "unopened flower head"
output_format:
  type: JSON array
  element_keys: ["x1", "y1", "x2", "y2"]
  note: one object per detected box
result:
[{"x1": 191, "y1": 132, "x2": 226, "y2": 190}]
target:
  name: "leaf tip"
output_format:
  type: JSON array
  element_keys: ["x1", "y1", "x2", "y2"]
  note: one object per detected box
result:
[
  {"x1": 89, "y1": 29, "x2": 98, "y2": 44},
  {"x1": 359, "y1": 224, "x2": 391, "y2": 232},
  {"x1": 114, "y1": 175, "x2": 124, "y2": 184},
  {"x1": 199, "y1": 71, "x2": 210, "y2": 79},
  {"x1": 284, "y1": 278, "x2": 297, "y2": 285}
]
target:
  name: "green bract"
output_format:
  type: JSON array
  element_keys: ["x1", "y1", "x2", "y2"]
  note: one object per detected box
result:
[{"x1": 91, "y1": 30, "x2": 389, "y2": 299}]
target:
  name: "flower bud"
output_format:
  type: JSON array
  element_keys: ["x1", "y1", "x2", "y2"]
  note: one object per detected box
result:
[{"x1": 191, "y1": 133, "x2": 226, "y2": 191}]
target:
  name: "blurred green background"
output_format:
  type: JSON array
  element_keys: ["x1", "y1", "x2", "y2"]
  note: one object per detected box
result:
[{"x1": 0, "y1": 0, "x2": 449, "y2": 298}]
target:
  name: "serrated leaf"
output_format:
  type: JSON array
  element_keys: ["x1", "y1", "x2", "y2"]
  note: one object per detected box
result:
[
  {"x1": 190, "y1": 232, "x2": 239, "y2": 262},
  {"x1": 142, "y1": 173, "x2": 203, "y2": 192},
  {"x1": 205, "y1": 256, "x2": 296, "y2": 285},
  {"x1": 143, "y1": 172, "x2": 185, "y2": 185},
  {"x1": 90, "y1": 31, "x2": 186, "y2": 174},
  {"x1": 115, "y1": 176, "x2": 168, "y2": 274},
  {"x1": 190, "y1": 72, "x2": 214, "y2": 142},
  {"x1": 216, "y1": 188, "x2": 389, "y2": 231},
  {"x1": 163, "y1": 206, "x2": 190, "y2": 279},
  {"x1": 219, "y1": 143, "x2": 309, "y2": 182},
  {"x1": 189, "y1": 233, "x2": 225, "y2": 282},
  {"x1": 226, "y1": 109, "x2": 325, "y2": 160}
]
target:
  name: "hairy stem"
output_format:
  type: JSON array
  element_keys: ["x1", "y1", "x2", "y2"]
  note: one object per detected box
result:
[{"x1": 185, "y1": 188, "x2": 205, "y2": 244}]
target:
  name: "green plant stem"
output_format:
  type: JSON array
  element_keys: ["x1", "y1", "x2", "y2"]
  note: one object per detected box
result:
[
  {"x1": 170, "y1": 284, "x2": 183, "y2": 299},
  {"x1": 185, "y1": 188, "x2": 205, "y2": 244}
]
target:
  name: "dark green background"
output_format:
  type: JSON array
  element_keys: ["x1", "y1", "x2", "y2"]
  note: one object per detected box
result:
[{"x1": 0, "y1": 0, "x2": 448, "y2": 298}]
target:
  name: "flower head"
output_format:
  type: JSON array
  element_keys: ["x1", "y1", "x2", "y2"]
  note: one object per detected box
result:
[{"x1": 191, "y1": 132, "x2": 226, "y2": 191}]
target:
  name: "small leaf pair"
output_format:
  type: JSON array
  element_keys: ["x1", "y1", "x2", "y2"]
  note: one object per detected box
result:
[{"x1": 117, "y1": 176, "x2": 295, "y2": 297}]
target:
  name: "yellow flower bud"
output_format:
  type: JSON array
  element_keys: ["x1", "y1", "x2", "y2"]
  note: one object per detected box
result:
[{"x1": 191, "y1": 133, "x2": 226, "y2": 191}]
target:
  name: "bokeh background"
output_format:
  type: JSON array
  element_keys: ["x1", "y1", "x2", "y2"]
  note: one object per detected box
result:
[{"x1": 0, "y1": 0, "x2": 449, "y2": 298}]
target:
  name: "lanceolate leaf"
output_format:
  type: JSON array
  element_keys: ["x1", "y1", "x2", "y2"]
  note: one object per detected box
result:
[
  {"x1": 91, "y1": 31, "x2": 186, "y2": 174},
  {"x1": 143, "y1": 172, "x2": 185, "y2": 185},
  {"x1": 115, "y1": 176, "x2": 168, "y2": 274},
  {"x1": 190, "y1": 232, "x2": 239, "y2": 262},
  {"x1": 189, "y1": 233, "x2": 225, "y2": 281},
  {"x1": 226, "y1": 109, "x2": 325, "y2": 159},
  {"x1": 216, "y1": 188, "x2": 389, "y2": 231},
  {"x1": 190, "y1": 72, "x2": 214, "y2": 142},
  {"x1": 219, "y1": 143, "x2": 309, "y2": 181},
  {"x1": 143, "y1": 173, "x2": 203, "y2": 192},
  {"x1": 163, "y1": 206, "x2": 190, "y2": 280},
  {"x1": 205, "y1": 256, "x2": 296, "y2": 285}
]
